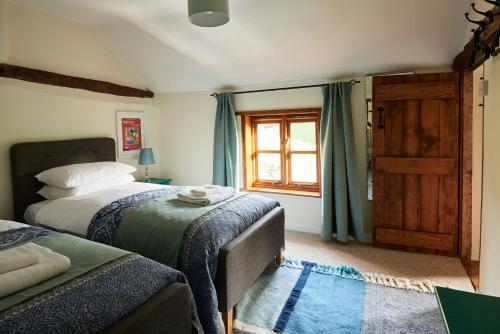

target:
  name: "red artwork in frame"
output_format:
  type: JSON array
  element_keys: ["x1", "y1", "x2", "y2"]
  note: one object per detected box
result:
[
  {"x1": 121, "y1": 117, "x2": 142, "y2": 151},
  {"x1": 116, "y1": 111, "x2": 145, "y2": 157}
]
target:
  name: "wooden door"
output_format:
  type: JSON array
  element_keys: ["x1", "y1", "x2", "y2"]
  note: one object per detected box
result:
[{"x1": 372, "y1": 73, "x2": 460, "y2": 256}]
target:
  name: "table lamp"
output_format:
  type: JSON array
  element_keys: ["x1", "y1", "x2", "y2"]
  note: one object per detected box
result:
[{"x1": 138, "y1": 148, "x2": 155, "y2": 182}]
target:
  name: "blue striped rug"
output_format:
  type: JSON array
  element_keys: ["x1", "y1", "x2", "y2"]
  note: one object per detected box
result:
[{"x1": 234, "y1": 259, "x2": 446, "y2": 334}]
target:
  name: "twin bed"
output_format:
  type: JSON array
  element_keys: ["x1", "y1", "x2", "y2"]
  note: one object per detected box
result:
[
  {"x1": 7, "y1": 137, "x2": 285, "y2": 333},
  {"x1": 0, "y1": 220, "x2": 197, "y2": 333}
]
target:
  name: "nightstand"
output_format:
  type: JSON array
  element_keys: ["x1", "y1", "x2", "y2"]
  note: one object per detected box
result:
[{"x1": 142, "y1": 178, "x2": 172, "y2": 185}]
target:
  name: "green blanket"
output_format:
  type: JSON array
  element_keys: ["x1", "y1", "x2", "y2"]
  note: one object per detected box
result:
[
  {"x1": 0, "y1": 233, "x2": 129, "y2": 312},
  {"x1": 116, "y1": 192, "x2": 247, "y2": 267}
]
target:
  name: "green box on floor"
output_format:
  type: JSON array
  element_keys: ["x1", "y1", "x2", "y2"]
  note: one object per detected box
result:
[{"x1": 435, "y1": 286, "x2": 500, "y2": 334}]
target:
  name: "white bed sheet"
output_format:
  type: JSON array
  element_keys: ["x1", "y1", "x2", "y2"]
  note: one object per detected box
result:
[
  {"x1": 0, "y1": 220, "x2": 28, "y2": 232},
  {"x1": 23, "y1": 182, "x2": 165, "y2": 236}
]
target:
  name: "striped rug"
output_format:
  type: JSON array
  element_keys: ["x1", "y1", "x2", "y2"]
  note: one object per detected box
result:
[{"x1": 234, "y1": 259, "x2": 446, "y2": 334}]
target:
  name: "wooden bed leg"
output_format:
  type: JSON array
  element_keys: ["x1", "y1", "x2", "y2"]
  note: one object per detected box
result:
[
  {"x1": 222, "y1": 308, "x2": 233, "y2": 334},
  {"x1": 275, "y1": 247, "x2": 284, "y2": 265}
]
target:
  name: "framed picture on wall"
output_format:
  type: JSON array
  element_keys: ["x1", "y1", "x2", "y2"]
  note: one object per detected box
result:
[{"x1": 116, "y1": 111, "x2": 145, "y2": 157}]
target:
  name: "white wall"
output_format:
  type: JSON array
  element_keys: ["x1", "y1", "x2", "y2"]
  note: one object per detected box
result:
[
  {"x1": 5, "y1": 2, "x2": 144, "y2": 88},
  {"x1": 480, "y1": 56, "x2": 500, "y2": 296},
  {"x1": 0, "y1": 0, "x2": 6, "y2": 62},
  {"x1": 0, "y1": 2, "x2": 160, "y2": 220},
  {"x1": 158, "y1": 79, "x2": 371, "y2": 236},
  {"x1": 471, "y1": 66, "x2": 484, "y2": 261}
]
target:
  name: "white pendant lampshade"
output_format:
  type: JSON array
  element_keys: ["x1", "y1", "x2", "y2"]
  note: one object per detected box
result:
[{"x1": 188, "y1": 0, "x2": 229, "y2": 27}]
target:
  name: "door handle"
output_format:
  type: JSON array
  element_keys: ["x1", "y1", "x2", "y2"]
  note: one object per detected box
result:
[{"x1": 377, "y1": 107, "x2": 385, "y2": 129}]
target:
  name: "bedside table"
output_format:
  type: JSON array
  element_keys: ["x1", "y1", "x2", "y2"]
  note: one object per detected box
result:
[{"x1": 141, "y1": 178, "x2": 172, "y2": 185}]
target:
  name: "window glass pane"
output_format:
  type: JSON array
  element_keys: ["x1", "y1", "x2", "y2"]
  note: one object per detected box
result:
[
  {"x1": 258, "y1": 153, "x2": 281, "y2": 181},
  {"x1": 291, "y1": 154, "x2": 317, "y2": 183},
  {"x1": 290, "y1": 122, "x2": 316, "y2": 150},
  {"x1": 257, "y1": 123, "x2": 280, "y2": 150}
]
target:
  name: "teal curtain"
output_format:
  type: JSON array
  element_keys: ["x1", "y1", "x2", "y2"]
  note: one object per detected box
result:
[
  {"x1": 213, "y1": 93, "x2": 239, "y2": 188},
  {"x1": 320, "y1": 83, "x2": 368, "y2": 242}
]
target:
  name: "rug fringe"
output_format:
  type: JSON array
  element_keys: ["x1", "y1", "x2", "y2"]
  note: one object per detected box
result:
[
  {"x1": 362, "y1": 272, "x2": 438, "y2": 293},
  {"x1": 233, "y1": 319, "x2": 276, "y2": 334},
  {"x1": 313, "y1": 264, "x2": 365, "y2": 280},
  {"x1": 282, "y1": 257, "x2": 441, "y2": 294},
  {"x1": 283, "y1": 258, "x2": 303, "y2": 269}
]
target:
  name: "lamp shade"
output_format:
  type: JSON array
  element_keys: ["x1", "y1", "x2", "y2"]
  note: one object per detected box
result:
[
  {"x1": 188, "y1": 0, "x2": 229, "y2": 27},
  {"x1": 138, "y1": 148, "x2": 156, "y2": 165}
]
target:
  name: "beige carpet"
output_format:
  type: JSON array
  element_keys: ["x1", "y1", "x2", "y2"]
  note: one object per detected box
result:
[{"x1": 285, "y1": 230, "x2": 474, "y2": 292}]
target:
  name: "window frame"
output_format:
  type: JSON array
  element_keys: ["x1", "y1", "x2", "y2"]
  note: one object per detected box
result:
[{"x1": 239, "y1": 108, "x2": 322, "y2": 196}]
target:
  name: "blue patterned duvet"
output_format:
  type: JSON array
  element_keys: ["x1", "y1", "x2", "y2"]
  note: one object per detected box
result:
[
  {"x1": 0, "y1": 226, "x2": 200, "y2": 333},
  {"x1": 87, "y1": 188, "x2": 280, "y2": 333}
]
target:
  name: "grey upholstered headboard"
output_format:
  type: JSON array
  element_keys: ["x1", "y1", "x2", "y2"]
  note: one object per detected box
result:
[{"x1": 10, "y1": 137, "x2": 116, "y2": 222}]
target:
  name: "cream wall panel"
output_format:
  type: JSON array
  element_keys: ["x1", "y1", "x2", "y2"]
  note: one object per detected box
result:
[
  {"x1": 471, "y1": 67, "x2": 484, "y2": 261},
  {"x1": 0, "y1": 2, "x2": 161, "y2": 220},
  {"x1": 5, "y1": 2, "x2": 144, "y2": 88},
  {"x1": 0, "y1": 0, "x2": 6, "y2": 62},
  {"x1": 0, "y1": 79, "x2": 161, "y2": 220},
  {"x1": 480, "y1": 56, "x2": 500, "y2": 296}
]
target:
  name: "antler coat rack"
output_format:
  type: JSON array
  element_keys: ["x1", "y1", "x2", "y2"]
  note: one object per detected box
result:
[{"x1": 453, "y1": 0, "x2": 500, "y2": 71}]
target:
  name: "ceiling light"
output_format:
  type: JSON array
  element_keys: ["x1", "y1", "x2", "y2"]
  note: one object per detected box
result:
[{"x1": 188, "y1": 0, "x2": 229, "y2": 27}]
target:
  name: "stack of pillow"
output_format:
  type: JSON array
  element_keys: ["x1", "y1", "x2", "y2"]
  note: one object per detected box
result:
[{"x1": 36, "y1": 162, "x2": 137, "y2": 200}]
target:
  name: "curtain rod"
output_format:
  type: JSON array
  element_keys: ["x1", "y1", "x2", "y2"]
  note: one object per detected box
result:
[{"x1": 210, "y1": 79, "x2": 361, "y2": 97}]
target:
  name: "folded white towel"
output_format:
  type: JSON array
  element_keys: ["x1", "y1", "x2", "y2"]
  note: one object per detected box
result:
[
  {"x1": 190, "y1": 184, "x2": 220, "y2": 197},
  {"x1": 0, "y1": 243, "x2": 71, "y2": 298},
  {"x1": 0, "y1": 243, "x2": 41, "y2": 274},
  {"x1": 178, "y1": 186, "x2": 235, "y2": 206}
]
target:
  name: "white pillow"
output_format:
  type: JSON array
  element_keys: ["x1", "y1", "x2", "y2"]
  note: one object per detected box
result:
[
  {"x1": 38, "y1": 174, "x2": 136, "y2": 200},
  {"x1": 36, "y1": 162, "x2": 136, "y2": 188}
]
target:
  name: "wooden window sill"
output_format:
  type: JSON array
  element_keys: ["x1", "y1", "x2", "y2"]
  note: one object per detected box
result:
[{"x1": 242, "y1": 187, "x2": 322, "y2": 198}]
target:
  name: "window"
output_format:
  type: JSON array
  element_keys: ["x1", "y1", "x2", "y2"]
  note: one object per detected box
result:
[{"x1": 240, "y1": 108, "x2": 321, "y2": 196}]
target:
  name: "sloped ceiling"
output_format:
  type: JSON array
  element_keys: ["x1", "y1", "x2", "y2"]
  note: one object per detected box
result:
[{"x1": 14, "y1": 0, "x2": 470, "y2": 92}]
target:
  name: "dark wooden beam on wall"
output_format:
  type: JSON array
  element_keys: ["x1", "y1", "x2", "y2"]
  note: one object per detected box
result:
[
  {"x1": 0, "y1": 63, "x2": 154, "y2": 98},
  {"x1": 453, "y1": 6, "x2": 500, "y2": 72}
]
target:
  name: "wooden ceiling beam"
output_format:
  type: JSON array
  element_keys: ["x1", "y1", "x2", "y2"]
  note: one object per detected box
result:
[
  {"x1": 453, "y1": 5, "x2": 500, "y2": 72},
  {"x1": 0, "y1": 63, "x2": 154, "y2": 98}
]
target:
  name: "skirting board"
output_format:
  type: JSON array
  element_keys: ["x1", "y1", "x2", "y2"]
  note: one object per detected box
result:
[
  {"x1": 285, "y1": 225, "x2": 362, "y2": 242},
  {"x1": 285, "y1": 223, "x2": 321, "y2": 235}
]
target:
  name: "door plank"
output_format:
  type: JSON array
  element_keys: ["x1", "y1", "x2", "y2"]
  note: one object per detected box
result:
[
  {"x1": 420, "y1": 175, "x2": 439, "y2": 233},
  {"x1": 404, "y1": 174, "x2": 421, "y2": 232},
  {"x1": 439, "y1": 176, "x2": 457, "y2": 235},
  {"x1": 384, "y1": 174, "x2": 403, "y2": 229},
  {"x1": 375, "y1": 157, "x2": 455, "y2": 175},
  {"x1": 375, "y1": 82, "x2": 456, "y2": 101},
  {"x1": 383, "y1": 100, "x2": 403, "y2": 229},
  {"x1": 373, "y1": 172, "x2": 385, "y2": 229},
  {"x1": 420, "y1": 100, "x2": 440, "y2": 157},
  {"x1": 402, "y1": 100, "x2": 421, "y2": 157},
  {"x1": 385, "y1": 101, "x2": 403, "y2": 156},
  {"x1": 375, "y1": 228, "x2": 455, "y2": 251},
  {"x1": 439, "y1": 99, "x2": 459, "y2": 157},
  {"x1": 438, "y1": 96, "x2": 459, "y2": 255},
  {"x1": 402, "y1": 100, "x2": 421, "y2": 235}
]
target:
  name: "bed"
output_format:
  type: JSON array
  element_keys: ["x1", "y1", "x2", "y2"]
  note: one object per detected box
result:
[
  {"x1": 0, "y1": 220, "x2": 198, "y2": 333},
  {"x1": 10, "y1": 137, "x2": 285, "y2": 334}
]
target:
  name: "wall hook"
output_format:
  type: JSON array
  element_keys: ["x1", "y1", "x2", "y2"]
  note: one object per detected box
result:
[
  {"x1": 465, "y1": 13, "x2": 487, "y2": 31},
  {"x1": 471, "y1": 3, "x2": 498, "y2": 23},
  {"x1": 484, "y1": 0, "x2": 500, "y2": 6}
]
